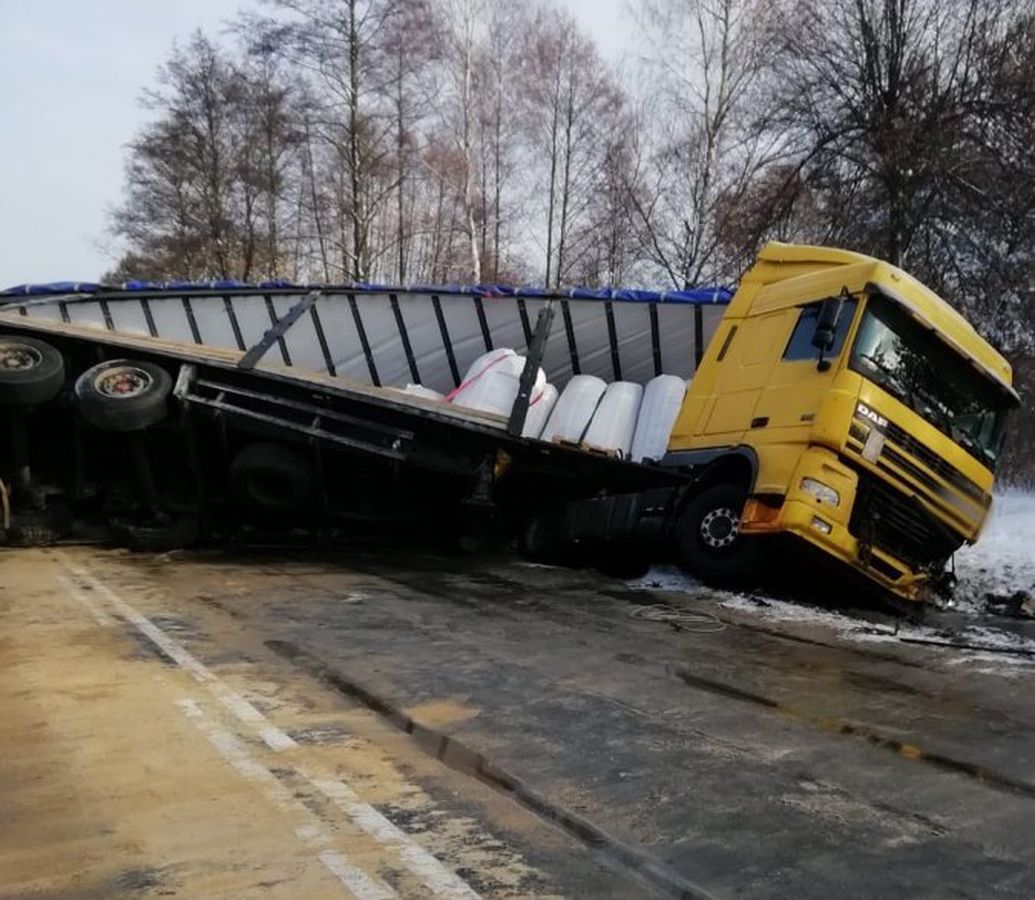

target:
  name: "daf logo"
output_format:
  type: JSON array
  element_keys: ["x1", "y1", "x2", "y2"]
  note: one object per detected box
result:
[{"x1": 856, "y1": 402, "x2": 888, "y2": 429}]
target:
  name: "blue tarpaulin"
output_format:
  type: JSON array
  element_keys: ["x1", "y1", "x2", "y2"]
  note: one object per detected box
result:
[{"x1": 1, "y1": 279, "x2": 732, "y2": 305}]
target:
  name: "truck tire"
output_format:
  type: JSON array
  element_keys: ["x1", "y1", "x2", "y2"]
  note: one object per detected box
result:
[
  {"x1": 0, "y1": 336, "x2": 65, "y2": 406},
  {"x1": 230, "y1": 443, "x2": 312, "y2": 512},
  {"x1": 522, "y1": 511, "x2": 566, "y2": 566},
  {"x1": 677, "y1": 483, "x2": 761, "y2": 587},
  {"x1": 121, "y1": 516, "x2": 199, "y2": 553},
  {"x1": 75, "y1": 360, "x2": 172, "y2": 431}
]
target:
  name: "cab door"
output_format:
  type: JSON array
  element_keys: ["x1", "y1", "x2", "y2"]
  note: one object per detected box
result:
[
  {"x1": 698, "y1": 308, "x2": 800, "y2": 442},
  {"x1": 751, "y1": 298, "x2": 859, "y2": 432}
]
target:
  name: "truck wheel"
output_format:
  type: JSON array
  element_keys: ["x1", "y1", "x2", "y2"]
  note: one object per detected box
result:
[
  {"x1": 522, "y1": 511, "x2": 565, "y2": 565},
  {"x1": 0, "y1": 336, "x2": 65, "y2": 406},
  {"x1": 677, "y1": 483, "x2": 761, "y2": 587},
  {"x1": 75, "y1": 360, "x2": 172, "y2": 431},
  {"x1": 230, "y1": 443, "x2": 312, "y2": 512},
  {"x1": 118, "y1": 516, "x2": 199, "y2": 553}
]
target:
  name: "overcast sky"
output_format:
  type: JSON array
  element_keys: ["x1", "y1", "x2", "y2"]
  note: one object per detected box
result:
[{"x1": 0, "y1": 0, "x2": 631, "y2": 288}]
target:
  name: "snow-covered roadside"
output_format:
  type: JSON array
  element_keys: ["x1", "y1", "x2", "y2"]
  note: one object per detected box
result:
[
  {"x1": 630, "y1": 566, "x2": 1035, "y2": 670},
  {"x1": 954, "y1": 490, "x2": 1035, "y2": 611},
  {"x1": 628, "y1": 491, "x2": 1035, "y2": 668}
]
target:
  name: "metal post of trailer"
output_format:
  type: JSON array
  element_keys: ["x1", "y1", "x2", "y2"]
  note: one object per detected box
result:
[
  {"x1": 238, "y1": 290, "x2": 323, "y2": 370},
  {"x1": 694, "y1": 305, "x2": 705, "y2": 370},
  {"x1": 507, "y1": 300, "x2": 556, "y2": 437}
]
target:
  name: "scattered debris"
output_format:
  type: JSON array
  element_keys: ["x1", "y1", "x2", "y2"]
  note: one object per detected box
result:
[
  {"x1": 983, "y1": 590, "x2": 1035, "y2": 620},
  {"x1": 897, "y1": 636, "x2": 1035, "y2": 658}
]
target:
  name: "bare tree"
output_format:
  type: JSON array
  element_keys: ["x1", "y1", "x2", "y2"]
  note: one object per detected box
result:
[
  {"x1": 245, "y1": 0, "x2": 403, "y2": 280},
  {"x1": 112, "y1": 32, "x2": 300, "y2": 281},
  {"x1": 437, "y1": 0, "x2": 486, "y2": 281},
  {"x1": 631, "y1": 0, "x2": 779, "y2": 287},
  {"x1": 377, "y1": 0, "x2": 440, "y2": 282},
  {"x1": 519, "y1": 9, "x2": 624, "y2": 287},
  {"x1": 763, "y1": 0, "x2": 1009, "y2": 263},
  {"x1": 237, "y1": 49, "x2": 304, "y2": 278},
  {"x1": 478, "y1": 0, "x2": 528, "y2": 281}
]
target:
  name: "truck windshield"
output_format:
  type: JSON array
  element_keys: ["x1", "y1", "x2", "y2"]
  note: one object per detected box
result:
[{"x1": 849, "y1": 294, "x2": 1009, "y2": 470}]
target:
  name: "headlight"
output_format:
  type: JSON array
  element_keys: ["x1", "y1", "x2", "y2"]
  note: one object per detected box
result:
[{"x1": 801, "y1": 477, "x2": 840, "y2": 506}]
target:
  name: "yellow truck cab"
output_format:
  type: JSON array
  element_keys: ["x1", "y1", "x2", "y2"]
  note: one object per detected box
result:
[{"x1": 668, "y1": 242, "x2": 1020, "y2": 602}]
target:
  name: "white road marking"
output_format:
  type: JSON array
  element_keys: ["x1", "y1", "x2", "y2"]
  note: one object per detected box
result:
[
  {"x1": 56, "y1": 554, "x2": 298, "y2": 753},
  {"x1": 176, "y1": 698, "x2": 396, "y2": 900},
  {"x1": 57, "y1": 555, "x2": 483, "y2": 900},
  {"x1": 320, "y1": 850, "x2": 393, "y2": 898},
  {"x1": 310, "y1": 775, "x2": 482, "y2": 900},
  {"x1": 56, "y1": 573, "x2": 112, "y2": 627}
]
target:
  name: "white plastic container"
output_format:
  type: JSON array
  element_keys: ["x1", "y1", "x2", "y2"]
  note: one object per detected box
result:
[
  {"x1": 449, "y1": 348, "x2": 545, "y2": 417},
  {"x1": 539, "y1": 374, "x2": 607, "y2": 443},
  {"x1": 630, "y1": 374, "x2": 688, "y2": 462},
  {"x1": 582, "y1": 381, "x2": 644, "y2": 457},
  {"x1": 521, "y1": 383, "x2": 559, "y2": 438}
]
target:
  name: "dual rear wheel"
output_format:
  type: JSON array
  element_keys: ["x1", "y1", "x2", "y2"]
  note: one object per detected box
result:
[{"x1": 0, "y1": 336, "x2": 174, "y2": 431}]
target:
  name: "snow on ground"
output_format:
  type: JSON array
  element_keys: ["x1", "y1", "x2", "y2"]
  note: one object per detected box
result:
[
  {"x1": 629, "y1": 491, "x2": 1035, "y2": 669},
  {"x1": 954, "y1": 490, "x2": 1035, "y2": 610},
  {"x1": 629, "y1": 565, "x2": 900, "y2": 639}
]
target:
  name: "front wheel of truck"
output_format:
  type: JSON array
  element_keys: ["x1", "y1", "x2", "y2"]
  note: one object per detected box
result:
[{"x1": 677, "y1": 483, "x2": 761, "y2": 587}]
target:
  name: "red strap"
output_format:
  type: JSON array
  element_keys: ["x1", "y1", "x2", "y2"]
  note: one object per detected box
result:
[{"x1": 446, "y1": 352, "x2": 512, "y2": 402}]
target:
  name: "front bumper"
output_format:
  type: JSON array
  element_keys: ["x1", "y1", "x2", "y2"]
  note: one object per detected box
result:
[{"x1": 741, "y1": 448, "x2": 931, "y2": 601}]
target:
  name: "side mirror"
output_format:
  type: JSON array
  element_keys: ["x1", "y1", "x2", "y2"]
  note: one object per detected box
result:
[
  {"x1": 811, "y1": 293, "x2": 847, "y2": 372},
  {"x1": 811, "y1": 295, "x2": 845, "y2": 352}
]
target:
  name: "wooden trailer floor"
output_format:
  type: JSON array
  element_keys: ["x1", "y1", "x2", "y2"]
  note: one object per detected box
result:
[{"x1": 2, "y1": 545, "x2": 1034, "y2": 899}]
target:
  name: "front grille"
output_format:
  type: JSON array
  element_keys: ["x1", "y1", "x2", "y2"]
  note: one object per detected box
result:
[
  {"x1": 849, "y1": 473, "x2": 964, "y2": 567},
  {"x1": 883, "y1": 420, "x2": 985, "y2": 503}
]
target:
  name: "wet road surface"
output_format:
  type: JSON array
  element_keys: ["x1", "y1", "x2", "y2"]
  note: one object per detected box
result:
[{"x1": 2, "y1": 545, "x2": 1034, "y2": 898}]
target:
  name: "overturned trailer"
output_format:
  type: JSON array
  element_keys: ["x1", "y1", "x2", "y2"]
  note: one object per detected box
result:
[
  {"x1": 0, "y1": 275, "x2": 726, "y2": 567},
  {"x1": 0, "y1": 243, "x2": 1019, "y2": 605}
]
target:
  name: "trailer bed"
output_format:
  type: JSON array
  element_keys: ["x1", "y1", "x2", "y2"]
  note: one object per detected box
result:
[
  {"x1": 0, "y1": 312, "x2": 513, "y2": 434},
  {"x1": 4, "y1": 544, "x2": 1034, "y2": 898}
]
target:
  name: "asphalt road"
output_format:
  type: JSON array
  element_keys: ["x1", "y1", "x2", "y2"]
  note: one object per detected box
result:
[{"x1": 2, "y1": 545, "x2": 1034, "y2": 898}]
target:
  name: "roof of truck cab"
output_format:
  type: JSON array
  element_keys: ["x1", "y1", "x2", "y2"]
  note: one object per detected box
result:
[{"x1": 743, "y1": 242, "x2": 1018, "y2": 404}]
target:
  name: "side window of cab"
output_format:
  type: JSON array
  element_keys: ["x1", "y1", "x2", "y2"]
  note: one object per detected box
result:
[{"x1": 782, "y1": 297, "x2": 858, "y2": 362}]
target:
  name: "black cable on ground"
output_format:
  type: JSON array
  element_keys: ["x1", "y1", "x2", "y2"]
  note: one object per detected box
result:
[{"x1": 628, "y1": 603, "x2": 726, "y2": 633}]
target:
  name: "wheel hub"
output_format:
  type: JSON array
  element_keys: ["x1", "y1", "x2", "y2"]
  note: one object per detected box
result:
[
  {"x1": 700, "y1": 507, "x2": 740, "y2": 550},
  {"x1": 0, "y1": 343, "x2": 42, "y2": 372},
  {"x1": 95, "y1": 366, "x2": 152, "y2": 399}
]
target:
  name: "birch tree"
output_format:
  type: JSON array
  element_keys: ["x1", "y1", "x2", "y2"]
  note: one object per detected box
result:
[
  {"x1": 245, "y1": 0, "x2": 402, "y2": 280},
  {"x1": 439, "y1": 0, "x2": 486, "y2": 281},
  {"x1": 632, "y1": 0, "x2": 779, "y2": 286},
  {"x1": 521, "y1": 9, "x2": 624, "y2": 287}
]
